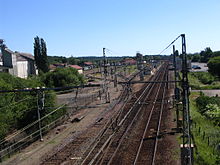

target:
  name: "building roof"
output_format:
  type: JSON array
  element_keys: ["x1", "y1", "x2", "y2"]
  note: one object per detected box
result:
[
  {"x1": 4, "y1": 48, "x2": 14, "y2": 54},
  {"x1": 15, "y1": 51, "x2": 34, "y2": 61},
  {"x1": 49, "y1": 64, "x2": 57, "y2": 70},
  {"x1": 122, "y1": 59, "x2": 136, "y2": 64},
  {"x1": 54, "y1": 63, "x2": 66, "y2": 67},
  {"x1": 84, "y1": 62, "x2": 93, "y2": 65},
  {"x1": 69, "y1": 65, "x2": 82, "y2": 70}
]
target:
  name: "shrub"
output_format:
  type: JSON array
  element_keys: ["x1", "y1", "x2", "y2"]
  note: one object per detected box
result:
[
  {"x1": 41, "y1": 67, "x2": 85, "y2": 87},
  {"x1": 204, "y1": 104, "x2": 220, "y2": 125},
  {"x1": 208, "y1": 56, "x2": 220, "y2": 77},
  {"x1": 190, "y1": 72, "x2": 215, "y2": 84},
  {"x1": 0, "y1": 73, "x2": 58, "y2": 140}
]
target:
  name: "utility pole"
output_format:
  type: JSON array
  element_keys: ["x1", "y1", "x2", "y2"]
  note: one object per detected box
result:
[
  {"x1": 37, "y1": 88, "x2": 45, "y2": 141},
  {"x1": 173, "y1": 45, "x2": 180, "y2": 129},
  {"x1": 103, "y1": 48, "x2": 110, "y2": 103},
  {"x1": 114, "y1": 62, "x2": 117, "y2": 88},
  {"x1": 136, "y1": 53, "x2": 144, "y2": 81},
  {"x1": 173, "y1": 45, "x2": 177, "y2": 92},
  {"x1": 180, "y1": 34, "x2": 193, "y2": 165}
]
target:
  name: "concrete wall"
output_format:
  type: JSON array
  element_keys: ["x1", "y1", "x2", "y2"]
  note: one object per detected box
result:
[
  {"x1": 17, "y1": 61, "x2": 28, "y2": 78},
  {"x1": 78, "y1": 69, "x2": 83, "y2": 74}
]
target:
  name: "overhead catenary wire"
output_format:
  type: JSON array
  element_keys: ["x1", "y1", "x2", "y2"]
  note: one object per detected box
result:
[
  {"x1": 158, "y1": 34, "x2": 182, "y2": 55},
  {"x1": 0, "y1": 104, "x2": 65, "y2": 145},
  {"x1": 0, "y1": 84, "x2": 101, "y2": 93},
  {"x1": 0, "y1": 97, "x2": 35, "y2": 110},
  {"x1": 0, "y1": 113, "x2": 67, "y2": 158}
]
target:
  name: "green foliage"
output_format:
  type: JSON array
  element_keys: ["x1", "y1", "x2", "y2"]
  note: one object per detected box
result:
[
  {"x1": 208, "y1": 56, "x2": 220, "y2": 77},
  {"x1": 34, "y1": 36, "x2": 49, "y2": 73},
  {"x1": 190, "y1": 72, "x2": 215, "y2": 84},
  {"x1": 0, "y1": 73, "x2": 58, "y2": 140},
  {"x1": 200, "y1": 47, "x2": 213, "y2": 63},
  {"x1": 190, "y1": 92, "x2": 220, "y2": 164},
  {"x1": 191, "y1": 53, "x2": 201, "y2": 62},
  {"x1": 204, "y1": 104, "x2": 220, "y2": 119},
  {"x1": 41, "y1": 67, "x2": 85, "y2": 87},
  {"x1": 195, "y1": 93, "x2": 220, "y2": 125},
  {"x1": 187, "y1": 47, "x2": 220, "y2": 63},
  {"x1": 188, "y1": 72, "x2": 220, "y2": 89}
]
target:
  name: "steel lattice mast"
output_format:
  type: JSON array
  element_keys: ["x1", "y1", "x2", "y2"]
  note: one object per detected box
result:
[{"x1": 181, "y1": 34, "x2": 193, "y2": 164}]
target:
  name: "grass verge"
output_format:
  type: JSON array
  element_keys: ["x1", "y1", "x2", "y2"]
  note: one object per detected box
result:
[{"x1": 190, "y1": 92, "x2": 220, "y2": 165}]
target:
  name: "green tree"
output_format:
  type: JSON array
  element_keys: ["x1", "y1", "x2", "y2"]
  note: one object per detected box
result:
[
  {"x1": 41, "y1": 67, "x2": 85, "y2": 87},
  {"x1": 68, "y1": 56, "x2": 77, "y2": 65},
  {"x1": 34, "y1": 36, "x2": 41, "y2": 70},
  {"x1": 34, "y1": 36, "x2": 49, "y2": 73},
  {"x1": 200, "y1": 47, "x2": 213, "y2": 63},
  {"x1": 40, "y1": 38, "x2": 49, "y2": 72},
  {"x1": 207, "y1": 56, "x2": 220, "y2": 77},
  {"x1": 191, "y1": 53, "x2": 201, "y2": 62}
]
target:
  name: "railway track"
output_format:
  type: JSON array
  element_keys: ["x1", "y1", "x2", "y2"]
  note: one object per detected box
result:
[
  {"x1": 41, "y1": 63, "x2": 169, "y2": 165},
  {"x1": 76, "y1": 63, "x2": 169, "y2": 165}
]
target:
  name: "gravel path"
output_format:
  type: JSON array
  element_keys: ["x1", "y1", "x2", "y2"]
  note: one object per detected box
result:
[{"x1": 192, "y1": 89, "x2": 220, "y2": 97}]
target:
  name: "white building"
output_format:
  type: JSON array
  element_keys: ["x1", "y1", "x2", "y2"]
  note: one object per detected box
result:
[{"x1": 0, "y1": 46, "x2": 38, "y2": 78}]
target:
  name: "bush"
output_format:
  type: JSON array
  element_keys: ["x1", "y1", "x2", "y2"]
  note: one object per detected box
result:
[
  {"x1": 195, "y1": 92, "x2": 220, "y2": 125},
  {"x1": 0, "y1": 73, "x2": 58, "y2": 140},
  {"x1": 208, "y1": 56, "x2": 220, "y2": 77},
  {"x1": 190, "y1": 72, "x2": 215, "y2": 84},
  {"x1": 41, "y1": 67, "x2": 85, "y2": 87},
  {"x1": 204, "y1": 104, "x2": 220, "y2": 125}
]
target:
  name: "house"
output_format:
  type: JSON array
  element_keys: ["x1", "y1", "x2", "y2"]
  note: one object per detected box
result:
[
  {"x1": 68, "y1": 65, "x2": 83, "y2": 74},
  {"x1": 49, "y1": 63, "x2": 66, "y2": 71},
  {"x1": 121, "y1": 59, "x2": 137, "y2": 65},
  {"x1": 83, "y1": 62, "x2": 93, "y2": 70},
  {"x1": 0, "y1": 45, "x2": 38, "y2": 78}
]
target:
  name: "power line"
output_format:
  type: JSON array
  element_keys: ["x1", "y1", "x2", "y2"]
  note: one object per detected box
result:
[
  {"x1": 158, "y1": 34, "x2": 182, "y2": 55},
  {"x1": 0, "y1": 97, "x2": 35, "y2": 110},
  {"x1": 0, "y1": 84, "x2": 101, "y2": 93}
]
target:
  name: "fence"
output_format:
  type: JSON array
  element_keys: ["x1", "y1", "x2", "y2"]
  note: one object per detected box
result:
[{"x1": 192, "y1": 121, "x2": 220, "y2": 155}]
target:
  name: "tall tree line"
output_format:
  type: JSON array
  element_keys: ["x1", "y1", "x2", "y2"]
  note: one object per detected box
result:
[{"x1": 34, "y1": 36, "x2": 49, "y2": 73}]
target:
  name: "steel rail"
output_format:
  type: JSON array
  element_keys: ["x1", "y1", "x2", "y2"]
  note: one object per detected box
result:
[
  {"x1": 133, "y1": 64, "x2": 166, "y2": 165},
  {"x1": 81, "y1": 65, "x2": 164, "y2": 165},
  {"x1": 81, "y1": 75, "x2": 157, "y2": 165},
  {"x1": 132, "y1": 67, "x2": 166, "y2": 164},
  {"x1": 101, "y1": 66, "x2": 166, "y2": 165},
  {"x1": 97, "y1": 73, "x2": 162, "y2": 165},
  {"x1": 151, "y1": 66, "x2": 168, "y2": 165}
]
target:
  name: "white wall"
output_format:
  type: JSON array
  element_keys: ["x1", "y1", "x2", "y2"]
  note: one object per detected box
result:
[
  {"x1": 78, "y1": 69, "x2": 83, "y2": 74},
  {"x1": 17, "y1": 61, "x2": 28, "y2": 78}
]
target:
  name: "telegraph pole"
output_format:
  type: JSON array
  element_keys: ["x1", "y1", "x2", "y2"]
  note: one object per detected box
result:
[
  {"x1": 136, "y1": 53, "x2": 144, "y2": 81},
  {"x1": 173, "y1": 45, "x2": 180, "y2": 129},
  {"x1": 114, "y1": 62, "x2": 117, "y2": 88},
  {"x1": 180, "y1": 34, "x2": 193, "y2": 165},
  {"x1": 37, "y1": 88, "x2": 45, "y2": 141},
  {"x1": 173, "y1": 45, "x2": 177, "y2": 90},
  {"x1": 103, "y1": 48, "x2": 110, "y2": 103}
]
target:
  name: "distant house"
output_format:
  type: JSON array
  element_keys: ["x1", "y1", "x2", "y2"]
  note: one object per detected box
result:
[
  {"x1": 49, "y1": 64, "x2": 57, "y2": 71},
  {"x1": 68, "y1": 65, "x2": 83, "y2": 74},
  {"x1": 83, "y1": 62, "x2": 93, "y2": 70},
  {"x1": 49, "y1": 63, "x2": 66, "y2": 71},
  {"x1": 0, "y1": 46, "x2": 38, "y2": 78},
  {"x1": 121, "y1": 59, "x2": 137, "y2": 65}
]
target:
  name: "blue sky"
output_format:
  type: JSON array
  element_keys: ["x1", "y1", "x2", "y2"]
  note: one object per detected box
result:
[{"x1": 1, "y1": 0, "x2": 220, "y2": 57}]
